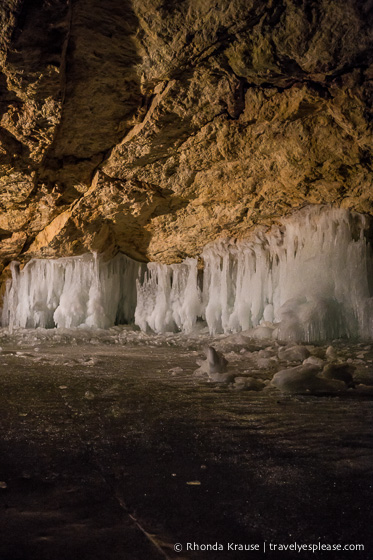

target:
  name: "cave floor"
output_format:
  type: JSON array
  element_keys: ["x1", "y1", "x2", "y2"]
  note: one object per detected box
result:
[{"x1": 0, "y1": 339, "x2": 372, "y2": 560}]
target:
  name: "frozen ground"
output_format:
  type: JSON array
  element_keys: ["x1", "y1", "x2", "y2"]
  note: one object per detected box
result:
[{"x1": 0, "y1": 326, "x2": 372, "y2": 559}]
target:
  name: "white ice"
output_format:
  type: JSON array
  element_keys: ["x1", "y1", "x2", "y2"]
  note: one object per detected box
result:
[
  {"x1": 1, "y1": 253, "x2": 143, "y2": 330},
  {"x1": 2, "y1": 205, "x2": 373, "y2": 341},
  {"x1": 135, "y1": 257, "x2": 202, "y2": 333},
  {"x1": 135, "y1": 205, "x2": 373, "y2": 340}
]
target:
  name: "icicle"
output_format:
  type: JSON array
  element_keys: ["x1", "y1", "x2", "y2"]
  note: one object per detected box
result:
[
  {"x1": 1, "y1": 262, "x2": 21, "y2": 333},
  {"x1": 200, "y1": 206, "x2": 373, "y2": 340},
  {"x1": 2, "y1": 253, "x2": 143, "y2": 330},
  {"x1": 1, "y1": 206, "x2": 373, "y2": 341},
  {"x1": 135, "y1": 206, "x2": 373, "y2": 340},
  {"x1": 134, "y1": 258, "x2": 202, "y2": 333}
]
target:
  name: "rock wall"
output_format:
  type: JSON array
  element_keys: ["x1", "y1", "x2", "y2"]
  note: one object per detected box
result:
[{"x1": 1, "y1": 0, "x2": 372, "y2": 273}]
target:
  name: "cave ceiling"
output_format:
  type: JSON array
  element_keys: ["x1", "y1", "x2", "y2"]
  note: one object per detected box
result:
[{"x1": 0, "y1": 0, "x2": 372, "y2": 274}]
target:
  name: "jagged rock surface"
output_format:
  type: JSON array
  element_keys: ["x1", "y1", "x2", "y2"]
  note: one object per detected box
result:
[{"x1": 1, "y1": 0, "x2": 373, "y2": 274}]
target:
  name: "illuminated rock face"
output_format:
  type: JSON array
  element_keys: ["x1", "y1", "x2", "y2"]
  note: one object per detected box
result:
[
  {"x1": 0, "y1": 0, "x2": 373, "y2": 275},
  {"x1": 3, "y1": 207, "x2": 373, "y2": 342}
]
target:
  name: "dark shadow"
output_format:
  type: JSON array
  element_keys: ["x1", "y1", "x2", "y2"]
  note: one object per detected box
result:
[{"x1": 38, "y1": 0, "x2": 143, "y2": 194}]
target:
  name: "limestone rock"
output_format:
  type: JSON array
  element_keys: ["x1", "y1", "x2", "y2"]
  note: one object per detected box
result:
[{"x1": 1, "y1": 0, "x2": 372, "y2": 277}]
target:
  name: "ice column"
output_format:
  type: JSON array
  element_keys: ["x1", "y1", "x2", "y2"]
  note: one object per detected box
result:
[
  {"x1": 1, "y1": 253, "x2": 143, "y2": 329},
  {"x1": 135, "y1": 258, "x2": 202, "y2": 333}
]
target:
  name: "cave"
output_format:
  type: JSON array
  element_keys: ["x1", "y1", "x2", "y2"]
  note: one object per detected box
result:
[{"x1": 0, "y1": 1, "x2": 372, "y2": 559}]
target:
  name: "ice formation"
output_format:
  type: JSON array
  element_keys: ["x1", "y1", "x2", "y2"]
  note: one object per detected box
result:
[
  {"x1": 135, "y1": 257, "x2": 202, "y2": 333},
  {"x1": 1, "y1": 253, "x2": 143, "y2": 330},
  {"x1": 135, "y1": 205, "x2": 373, "y2": 340},
  {"x1": 2, "y1": 205, "x2": 373, "y2": 341},
  {"x1": 270, "y1": 365, "x2": 347, "y2": 394}
]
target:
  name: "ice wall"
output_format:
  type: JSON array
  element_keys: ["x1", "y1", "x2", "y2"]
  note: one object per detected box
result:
[
  {"x1": 1, "y1": 253, "x2": 143, "y2": 330},
  {"x1": 135, "y1": 206, "x2": 373, "y2": 341},
  {"x1": 2, "y1": 206, "x2": 373, "y2": 341},
  {"x1": 200, "y1": 207, "x2": 373, "y2": 340}
]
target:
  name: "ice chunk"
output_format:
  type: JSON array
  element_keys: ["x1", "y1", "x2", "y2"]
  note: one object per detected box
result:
[
  {"x1": 271, "y1": 364, "x2": 345, "y2": 394},
  {"x1": 278, "y1": 345, "x2": 310, "y2": 362},
  {"x1": 169, "y1": 366, "x2": 184, "y2": 375},
  {"x1": 206, "y1": 346, "x2": 228, "y2": 373},
  {"x1": 193, "y1": 346, "x2": 231, "y2": 382},
  {"x1": 256, "y1": 356, "x2": 279, "y2": 369},
  {"x1": 303, "y1": 356, "x2": 325, "y2": 368},
  {"x1": 326, "y1": 346, "x2": 339, "y2": 360},
  {"x1": 322, "y1": 363, "x2": 355, "y2": 386},
  {"x1": 193, "y1": 360, "x2": 210, "y2": 377},
  {"x1": 245, "y1": 325, "x2": 275, "y2": 340},
  {"x1": 233, "y1": 376, "x2": 265, "y2": 391}
]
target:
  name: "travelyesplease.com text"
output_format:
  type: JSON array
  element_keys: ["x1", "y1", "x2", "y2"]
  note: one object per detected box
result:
[{"x1": 173, "y1": 541, "x2": 365, "y2": 553}]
